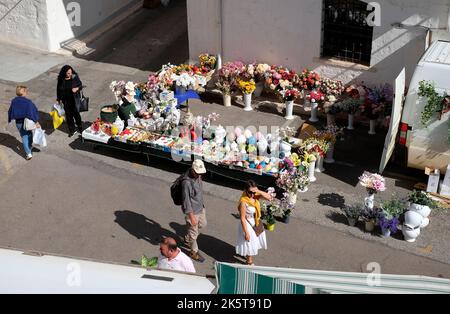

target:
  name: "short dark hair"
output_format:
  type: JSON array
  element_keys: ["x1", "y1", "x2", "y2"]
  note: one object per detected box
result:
[
  {"x1": 161, "y1": 237, "x2": 178, "y2": 251},
  {"x1": 244, "y1": 180, "x2": 257, "y2": 192}
]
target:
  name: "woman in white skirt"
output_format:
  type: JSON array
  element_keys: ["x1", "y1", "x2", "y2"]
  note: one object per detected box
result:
[{"x1": 236, "y1": 181, "x2": 273, "y2": 265}]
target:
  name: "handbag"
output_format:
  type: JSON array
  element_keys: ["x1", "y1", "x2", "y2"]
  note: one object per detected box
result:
[
  {"x1": 75, "y1": 90, "x2": 89, "y2": 113},
  {"x1": 252, "y1": 219, "x2": 265, "y2": 237},
  {"x1": 24, "y1": 118, "x2": 36, "y2": 131}
]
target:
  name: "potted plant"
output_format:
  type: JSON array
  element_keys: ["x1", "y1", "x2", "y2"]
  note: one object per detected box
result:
[
  {"x1": 407, "y1": 190, "x2": 437, "y2": 228},
  {"x1": 342, "y1": 204, "x2": 363, "y2": 227},
  {"x1": 262, "y1": 201, "x2": 281, "y2": 231},
  {"x1": 361, "y1": 206, "x2": 379, "y2": 232},
  {"x1": 378, "y1": 199, "x2": 405, "y2": 237}
]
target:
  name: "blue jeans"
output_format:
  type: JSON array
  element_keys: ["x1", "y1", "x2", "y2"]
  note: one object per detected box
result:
[{"x1": 16, "y1": 122, "x2": 33, "y2": 156}]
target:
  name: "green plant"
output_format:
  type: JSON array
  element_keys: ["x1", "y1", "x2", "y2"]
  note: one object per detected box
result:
[
  {"x1": 418, "y1": 81, "x2": 447, "y2": 126},
  {"x1": 380, "y1": 199, "x2": 406, "y2": 219},
  {"x1": 141, "y1": 255, "x2": 158, "y2": 268},
  {"x1": 342, "y1": 204, "x2": 364, "y2": 219},
  {"x1": 409, "y1": 190, "x2": 440, "y2": 209}
]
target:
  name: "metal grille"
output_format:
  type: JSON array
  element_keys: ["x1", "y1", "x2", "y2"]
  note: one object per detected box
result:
[{"x1": 322, "y1": 0, "x2": 374, "y2": 65}]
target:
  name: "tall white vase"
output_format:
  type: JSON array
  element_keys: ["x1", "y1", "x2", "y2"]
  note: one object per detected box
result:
[
  {"x1": 308, "y1": 162, "x2": 317, "y2": 182},
  {"x1": 280, "y1": 141, "x2": 292, "y2": 158},
  {"x1": 324, "y1": 143, "x2": 335, "y2": 164},
  {"x1": 365, "y1": 191, "x2": 375, "y2": 210},
  {"x1": 243, "y1": 93, "x2": 253, "y2": 111},
  {"x1": 347, "y1": 114, "x2": 355, "y2": 130},
  {"x1": 315, "y1": 155, "x2": 325, "y2": 173},
  {"x1": 309, "y1": 102, "x2": 319, "y2": 123},
  {"x1": 254, "y1": 82, "x2": 264, "y2": 97},
  {"x1": 285, "y1": 100, "x2": 294, "y2": 120},
  {"x1": 288, "y1": 192, "x2": 298, "y2": 206},
  {"x1": 369, "y1": 119, "x2": 377, "y2": 135},
  {"x1": 223, "y1": 94, "x2": 232, "y2": 107}
]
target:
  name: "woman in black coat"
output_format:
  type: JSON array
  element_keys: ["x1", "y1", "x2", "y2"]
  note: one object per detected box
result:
[{"x1": 57, "y1": 65, "x2": 83, "y2": 137}]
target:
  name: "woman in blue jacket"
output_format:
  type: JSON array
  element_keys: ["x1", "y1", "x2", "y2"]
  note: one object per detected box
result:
[{"x1": 8, "y1": 86, "x2": 41, "y2": 160}]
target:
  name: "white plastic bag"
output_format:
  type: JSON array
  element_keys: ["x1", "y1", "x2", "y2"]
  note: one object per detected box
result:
[
  {"x1": 53, "y1": 103, "x2": 65, "y2": 117},
  {"x1": 33, "y1": 128, "x2": 47, "y2": 148}
]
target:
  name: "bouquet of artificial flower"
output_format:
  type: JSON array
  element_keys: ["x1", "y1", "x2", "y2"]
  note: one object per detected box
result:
[
  {"x1": 254, "y1": 63, "x2": 271, "y2": 82},
  {"x1": 359, "y1": 171, "x2": 386, "y2": 193},
  {"x1": 146, "y1": 74, "x2": 161, "y2": 96},
  {"x1": 320, "y1": 78, "x2": 345, "y2": 101},
  {"x1": 277, "y1": 126, "x2": 295, "y2": 142},
  {"x1": 303, "y1": 137, "x2": 330, "y2": 157},
  {"x1": 333, "y1": 97, "x2": 363, "y2": 114},
  {"x1": 199, "y1": 53, "x2": 217, "y2": 71},
  {"x1": 377, "y1": 213, "x2": 400, "y2": 234},
  {"x1": 173, "y1": 72, "x2": 196, "y2": 88},
  {"x1": 276, "y1": 168, "x2": 309, "y2": 193},
  {"x1": 314, "y1": 125, "x2": 343, "y2": 144},
  {"x1": 306, "y1": 90, "x2": 325, "y2": 104},
  {"x1": 265, "y1": 66, "x2": 299, "y2": 91},
  {"x1": 237, "y1": 79, "x2": 256, "y2": 94},
  {"x1": 361, "y1": 84, "x2": 393, "y2": 119},
  {"x1": 216, "y1": 62, "x2": 244, "y2": 94},
  {"x1": 278, "y1": 86, "x2": 300, "y2": 102},
  {"x1": 299, "y1": 69, "x2": 321, "y2": 91}
]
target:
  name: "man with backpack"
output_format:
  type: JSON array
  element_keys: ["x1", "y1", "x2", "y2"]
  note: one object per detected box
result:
[{"x1": 171, "y1": 160, "x2": 207, "y2": 263}]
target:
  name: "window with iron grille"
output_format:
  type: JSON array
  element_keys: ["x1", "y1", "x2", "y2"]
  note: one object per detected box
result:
[{"x1": 322, "y1": 0, "x2": 374, "y2": 66}]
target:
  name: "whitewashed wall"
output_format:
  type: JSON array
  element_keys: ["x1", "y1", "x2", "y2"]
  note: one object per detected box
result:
[
  {"x1": 0, "y1": 0, "x2": 137, "y2": 52},
  {"x1": 187, "y1": 0, "x2": 450, "y2": 85}
]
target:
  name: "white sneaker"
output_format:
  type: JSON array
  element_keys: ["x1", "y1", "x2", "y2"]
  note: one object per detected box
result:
[{"x1": 26, "y1": 154, "x2": 33, "y2": 160}]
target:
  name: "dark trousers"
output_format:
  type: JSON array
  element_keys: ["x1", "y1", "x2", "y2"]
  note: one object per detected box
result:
[{"x1": 63, "y1": 100, "x2": 82, "y2": 133}]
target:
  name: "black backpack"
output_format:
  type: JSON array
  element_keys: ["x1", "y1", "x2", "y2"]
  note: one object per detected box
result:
[{"x1": 170, "y1": 174, "x2": 187, "y2": 206}]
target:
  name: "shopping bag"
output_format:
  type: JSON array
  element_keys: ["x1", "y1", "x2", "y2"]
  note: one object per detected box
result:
[
  {"x1": 24, "y1": 118, "x2": 36, "y2": 131},
  {"x1": 53, "y1": 103, "x2": 65, "y2": 116},
  {"x1": 33, "y1": 128, "x2": 47, "y2": 148},
  {"x1": 50, "y1": 110, "x2": 64, "y2": 129},
  {"x1": 75, "y1": 90, "x2": 89, "y2": 113}
]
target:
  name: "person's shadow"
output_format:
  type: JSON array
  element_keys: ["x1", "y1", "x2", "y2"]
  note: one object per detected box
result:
[
  {"x1": 114, "y1": 210, "x2": 181, "y2": 245},
  {"x1": 0, "y1": 133, "x2": 24, "y2": 158}
]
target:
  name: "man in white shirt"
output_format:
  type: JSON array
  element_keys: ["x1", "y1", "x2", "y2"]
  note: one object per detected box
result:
[{"x1": 157, "y1": 237, "x2": 196, "y2": 273}]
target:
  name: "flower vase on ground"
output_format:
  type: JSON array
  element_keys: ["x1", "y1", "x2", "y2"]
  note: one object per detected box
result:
[
  {"x1": 347, "y1": 218, "x2": 357, "y2": 227},
  {"x1": 382, "y1": 228, "x2": 391, "y2": 237},
  {"x1": 309, "y1": 101, "x2": 319, "y2": 123},
  {"x1": 327, "y1": 113, "x2": 335, "y2": 126},
  {"x1": 254, "y1": 81, "x2": 264, "y2": 97},
  {"x1": 285, "y1": 100, "x2": 294, "y2": 120},
  {"x1": 369, "y1": 119, "x2": 377, "y2": 135},
  {"x1": 308, "y1": 161, "x2": 317, "y2": 183},
  {"x1": 266, "y1": 223, "x2": 275, "y2": 232},
  {"x1": 315, "y1": 155, "x2": 325, "y2": 173},
  {"x1": 365, "y1": 190, "x2": 375, "y2": 210},
  {"x1": 365, "y1": 220, "x2": 375, "y2": 232},
  {"x1": 347, "y1": 113, "x2": 355, "y2": 130},
  {"x1": 223, "y1": 93, "x2": 232, "y2": 107},
  {"x1": 324, "y1": 142, "x2": 335, "y2": 164},
  {"x1": 282, "y1": 215, "x2": 291, "y2": 224},
  {"x1": 243, "y1": 93, "x2": 253, "y2": 111}
]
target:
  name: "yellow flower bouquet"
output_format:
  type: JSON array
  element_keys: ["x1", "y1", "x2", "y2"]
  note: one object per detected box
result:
[{"x1": 237, "y1": 79, "x2": 256, "y2": 95}]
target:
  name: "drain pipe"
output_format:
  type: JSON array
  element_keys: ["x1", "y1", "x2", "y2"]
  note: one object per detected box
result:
[{"x1": 217, "y1": 0, "x2": 224, "y2": 69}]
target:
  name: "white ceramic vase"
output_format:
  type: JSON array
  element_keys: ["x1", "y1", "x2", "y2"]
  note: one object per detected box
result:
[
  {"x1": 324, "y1": 143, "x2": 335, "y2": 164},
  {"x1": 243, "y1": 93, "x2": 253, "y2": 111},
  {"x1": 315, "y1": 155, "x2": 325, "y2": 173},
  {"x1": 382, "y1": 228, "x2": 391, "y2": 237},
  {"x1": 288, "y1": 192, "x2": 298, "y2": 206},
  {"x1": 365, "y1": 192, "x2": 375, "y2": 210},
  {"x1": 347, "y1": 113, "x2": 355, "y2": 130},
  {"x1": 280, "y1": 141, "x2": 292, "y2": 157},
  {"x1": 223, "y1": 94, "x2": 232, "y2": 107},
  {"x1": 409, "y1": 203, "x2": 431, "y2": 218},
  {"x1": 309, "y1": 101, "x2": 319, "y2": 123},
  {"x1": 308, "y1": 161, "x2": 317, "y2": 182},
  {"x1": 285, "y1": 100, "x2": 294, "y2": 120},
  {"x1": 402, "y1": 224, "x2": 421, "y2": 243},
  {"x1": 404, "y1": 211, "x2": 424, "y2": 229}
]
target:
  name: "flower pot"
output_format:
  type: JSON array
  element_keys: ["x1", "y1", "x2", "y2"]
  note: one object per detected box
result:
[
  {"x1": 402, "y1": 224, "x2": 421, "y2": 243},
  {"x1": 309, "y1": 101, "x2": 319, "y2": 123},
  {"x1": 369, "y1": 119, "x2": 377, "y2": 135},
  {"x1": 243, "y1": 93, "x2": 253, "y2": 111},
  {"x1": 327, "y1": 114, "x2": 335, "y2": 126},
  {"x1": 382, "y1": 228, "x2": 391, "y2": 237},
  {"x1": 347, "y1": 113, "x2": 355, "y2": 130},
  {"x1": 365, "y1": 192, "x2": 375, "y2": 210},
  {"x1": 404, "y1": 211, "x2": 423, "y2": 229},
  {"x1": 100, "y1": 105, "x2": 119, "y2": 123},
  {"x1": 254, "y1": 81, "x2": 264, "y2": 97},
  {"x1": 285, "y1": 100, "x2": 295, "y2": 120},
  {"x1": 347, "y1": 218, "x2": 357, "y2": 227},
  {"x1": 324, "y1": 143, "x2": 335, "y2": 164},
  {"x1": 420, "y1": 217, "x2": 430, "y2": 229},
  {"x1": 282, "y1": 215, "x2": 291, "y2": 224},
  {"x1": 365, "y1": 220, "x2": 375, "y2": 232},
  {"x1": 280, "y1": 141, "x2": 292, "y2": 157},
  {"x1": 409, "y1": 203, "x2": 431, "y2": 218},
  {"x1": 267, "y1": 223, "x2": 275, "y2": 232},
  {"x1": 308, "y1": 161, "x2": 317, "y2": 183},
  {"x1": 315, "y1": 155, "x2": 325, "y2": 173},
  {"x1": 223, "y1": 94, "x2": 232, "y2": 107},
  {"x1": 287, "y1": 192, "x2": 297, "y2": 205}
]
